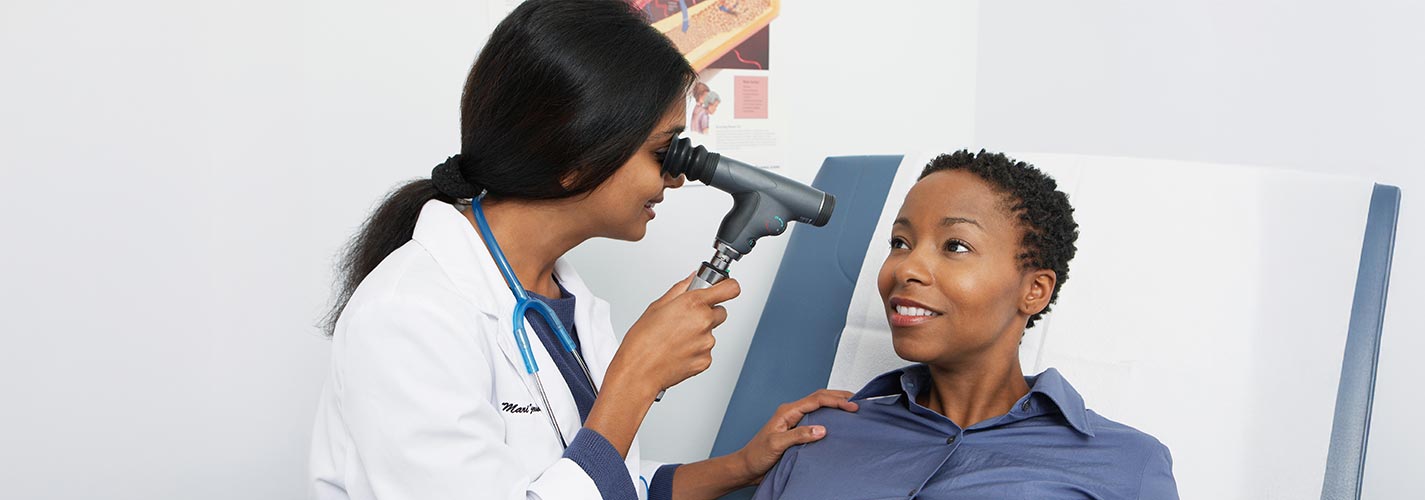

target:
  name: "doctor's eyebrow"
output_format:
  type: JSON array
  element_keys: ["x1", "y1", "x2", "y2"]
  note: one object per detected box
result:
[
  {"x1": 652, "y1": 125, "x2": 685, "y2": 143},
  {"x1": 892, "y1": 216, "x2": 983, "y2": 228}
]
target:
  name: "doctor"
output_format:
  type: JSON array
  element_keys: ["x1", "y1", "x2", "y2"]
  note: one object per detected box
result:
[{"x1": 308, "y1": 1, "x2": 857, "y2": 499}]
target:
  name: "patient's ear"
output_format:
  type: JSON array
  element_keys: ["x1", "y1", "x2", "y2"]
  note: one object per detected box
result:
[{"x1": 1020, "y1": 270, "x2": 1057, "y2": 317}]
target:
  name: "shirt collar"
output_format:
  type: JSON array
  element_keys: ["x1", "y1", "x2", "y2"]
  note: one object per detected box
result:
[
  {"x1": 851, "y1": 365, "x2": 1096, "y2": 437},
  {"x1": 1025, "y1": 367, "x2": 1095, "y2": 436},
  {"x1": 850, "y1": 366, "x2": 913, "y2": 402}
]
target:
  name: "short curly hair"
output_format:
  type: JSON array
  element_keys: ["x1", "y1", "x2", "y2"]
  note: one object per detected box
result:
[{"x1": 919, "y1": 149, "x2": 1079, "y2": 329}]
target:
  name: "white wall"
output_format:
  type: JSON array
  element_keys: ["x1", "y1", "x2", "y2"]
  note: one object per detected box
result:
[
  {"x1": 1, "y1": 1, "x2": 491, "y2": 498},
  {"x1": 973, "y1": 2, "x2": 1424, "y2": 498}
]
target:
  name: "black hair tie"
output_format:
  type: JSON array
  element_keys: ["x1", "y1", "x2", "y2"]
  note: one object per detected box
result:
[{"x1": 431, "y1": 155, "x2": 483, "y2": 199}]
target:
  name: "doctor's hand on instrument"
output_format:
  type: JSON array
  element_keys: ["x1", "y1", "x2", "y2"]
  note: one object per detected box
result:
[
  {"x1": 615, "y1": 273, "x2": 741, "y2": 393},
  {"x1": 582, "y1": 274, "x2": 741, "y2": 457}
]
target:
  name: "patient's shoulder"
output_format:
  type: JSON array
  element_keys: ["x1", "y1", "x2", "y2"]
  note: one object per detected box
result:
[
  {"x1": 1084, "y1": 410, "x2": 1172, "y2": 459},
  {"x1": 796, "y1": 393, "x2": 923, "y2": 446},
  {"x1": 798, "y1": 403, "x2": 865, "y2": 427}
]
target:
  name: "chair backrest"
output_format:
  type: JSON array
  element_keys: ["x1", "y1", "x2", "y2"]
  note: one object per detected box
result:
[{"x1": 712, "y1": 153, "x2": 1399, "y2": 500}]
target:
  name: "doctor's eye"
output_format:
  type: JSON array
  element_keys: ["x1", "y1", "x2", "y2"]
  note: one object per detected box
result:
[
  {"x1": 889, "y1": 237, "x2": 910, "y2": 250},
  {"x1": 653, "y1": 147, "x2": 668, "y2": 163}
]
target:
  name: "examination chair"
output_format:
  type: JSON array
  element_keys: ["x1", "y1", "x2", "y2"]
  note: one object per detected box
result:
[{"x1": 710, "y1": 154, "x2": 1399, "y2": 500}]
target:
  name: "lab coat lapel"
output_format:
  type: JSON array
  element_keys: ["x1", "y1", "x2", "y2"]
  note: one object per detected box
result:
[
  {"x1": 409, "y1": 200, "x2": 543, "y2": 409},
  {"x1": 411, "y1": 201, "x2": 621, "y2": 452}
]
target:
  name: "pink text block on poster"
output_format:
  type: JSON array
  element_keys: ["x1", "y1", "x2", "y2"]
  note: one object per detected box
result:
[{"x1": 733, "y1": 76, "x2": 768, "y2": 119}]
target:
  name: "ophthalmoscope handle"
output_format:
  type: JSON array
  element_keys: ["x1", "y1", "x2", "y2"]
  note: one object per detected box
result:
[{"x1": 654, "y1": 261, "x2": 731, "y2": 402}]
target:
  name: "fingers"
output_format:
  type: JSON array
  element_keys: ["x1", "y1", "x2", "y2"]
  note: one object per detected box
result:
[
  {"x1": 768, "y1": 424, "x2": 827, "y2": 452},
  {"x1": 760, "y1": 390, "x2": 858, "y2": 454},
  {"x1": 710, "y1": 305, "x2": 728, "y2": 328},
  {"x1": 790, "y1": 390, "x2": 857, "y2": 414},
  {"x1": 776, "y1": 390, "x2": 859, "y2": 428},
  {"x1": 822, "y1": 390, "x2": 858, "y2": 411},
  {"x1": 685, "y1": 277, "x2": 741, "y2": 306}
]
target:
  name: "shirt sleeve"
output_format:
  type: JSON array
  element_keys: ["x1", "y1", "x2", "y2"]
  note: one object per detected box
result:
[
  {"x1": 647, "y1": 463, "x2": 681, "y2": 500},
  {"x1": 1137, "y1": 444, "x2": 1179, "y2": 500},
  {"x1": 750, "y1": 443, "x2": 803, "y2": 500},
  {"x1": 563, "y1": 428, "x2": 638, "y2": 500}
]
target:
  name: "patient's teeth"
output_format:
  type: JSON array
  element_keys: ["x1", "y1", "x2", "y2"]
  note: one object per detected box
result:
[{"x1": 894, "y1": 305, "x2": 939, "y2": 317}]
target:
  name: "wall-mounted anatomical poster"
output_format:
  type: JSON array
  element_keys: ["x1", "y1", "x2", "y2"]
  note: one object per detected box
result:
[{"x1": 639, "y1": 0, "x2": 784, "y2": 171}]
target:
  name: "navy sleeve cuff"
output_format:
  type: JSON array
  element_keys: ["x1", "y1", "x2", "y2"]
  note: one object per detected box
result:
[
  {"x1": 564, "y1": 428, "x2": 638, "y2": 500},
  {"x1": 648, "y1": 463, "x2": 681, "y2": 500}
]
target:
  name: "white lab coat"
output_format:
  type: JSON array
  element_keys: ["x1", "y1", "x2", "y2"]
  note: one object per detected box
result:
[{"x1": 310, "y1": 200, "x2": 663, "y2": 500}]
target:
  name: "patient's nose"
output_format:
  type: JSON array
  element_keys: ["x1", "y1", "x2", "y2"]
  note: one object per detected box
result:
[{"x1": 894, "y1": 253, "x2": 932, "y2": 287}]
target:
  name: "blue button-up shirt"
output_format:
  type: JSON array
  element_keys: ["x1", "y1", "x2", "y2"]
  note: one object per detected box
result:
[{"x1": 753, "y1": 365, "x2": 1178, "y2": 499}]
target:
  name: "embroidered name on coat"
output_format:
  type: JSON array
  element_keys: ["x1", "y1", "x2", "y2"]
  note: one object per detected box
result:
[{"x1": 500, "y1": 402, "x2": 543, "y2": 414}]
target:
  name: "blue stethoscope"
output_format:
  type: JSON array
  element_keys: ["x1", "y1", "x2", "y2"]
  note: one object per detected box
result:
[{"x1": 470, "y1": 193, "x2": 599, "y2": 450}]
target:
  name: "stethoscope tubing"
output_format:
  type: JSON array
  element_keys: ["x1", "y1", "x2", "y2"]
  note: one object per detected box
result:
[{"x1": 470, "y1": 193, "x2": 600, "y2": 449}]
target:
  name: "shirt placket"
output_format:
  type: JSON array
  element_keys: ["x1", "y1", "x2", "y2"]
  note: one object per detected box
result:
[{"x1": 900, "y1": 375, "x2": 968, "y2": 499}]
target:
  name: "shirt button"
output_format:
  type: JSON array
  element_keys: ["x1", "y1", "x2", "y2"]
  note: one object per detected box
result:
[
  {"x1": 946, "y1": 435, "x2": 956, "y2": 444},
  {"x1": 1020, "y1": 401, "x2": 1031, "y2": 411}
]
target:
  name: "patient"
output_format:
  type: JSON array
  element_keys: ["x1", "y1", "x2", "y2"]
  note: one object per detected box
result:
[{"x1": 753, "y1": 151, "x2": 1178, "y2": 499}]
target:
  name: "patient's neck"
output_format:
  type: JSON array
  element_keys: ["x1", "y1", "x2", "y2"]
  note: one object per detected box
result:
[{"x1": 919, "y1": 355, "x2": 1031, "y2": 430}]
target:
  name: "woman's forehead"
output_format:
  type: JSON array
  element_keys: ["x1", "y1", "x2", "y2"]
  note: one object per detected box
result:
[{"x1": 900, "y1": 170, "x2": 1016, "y2": 227}]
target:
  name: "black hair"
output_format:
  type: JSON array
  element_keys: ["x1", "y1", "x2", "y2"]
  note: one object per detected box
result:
[
  {"x1": 919, "y1": 150, "x2": 1079, "y2": 329},
  {"x1": 323, "y1": 0, "x2": 696, "y2": 335}
]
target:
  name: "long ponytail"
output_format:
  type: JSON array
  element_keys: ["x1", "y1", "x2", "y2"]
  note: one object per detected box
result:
[{"x1": 323, "y1": 179, "x2": 456, "y2": 335}]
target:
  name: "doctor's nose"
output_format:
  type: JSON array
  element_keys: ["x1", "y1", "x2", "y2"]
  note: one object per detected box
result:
[{"x1": 664, "y1": 172, "x2": 686, "y2": 189}]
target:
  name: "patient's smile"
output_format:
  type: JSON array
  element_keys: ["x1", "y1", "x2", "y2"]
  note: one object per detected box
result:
[
  {"x1": 895, "y1": 305, "x2": 938, "y2": 317},
  {"x1": 888, "y1": 297, "x2": 942, "y2": 327}
]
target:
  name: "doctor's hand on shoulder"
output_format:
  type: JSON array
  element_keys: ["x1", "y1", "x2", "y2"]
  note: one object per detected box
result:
[{"x1": 735, "y1": 389, "x2": 859, "y2": 485}]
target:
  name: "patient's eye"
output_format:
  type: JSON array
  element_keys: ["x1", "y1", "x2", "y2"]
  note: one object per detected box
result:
[
  {"x1": 943, "y1": 239, "x2": 971, "y2": 253},
  {"x1": 889, "y1": 237, "x2": 909, "y2": 250}
]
